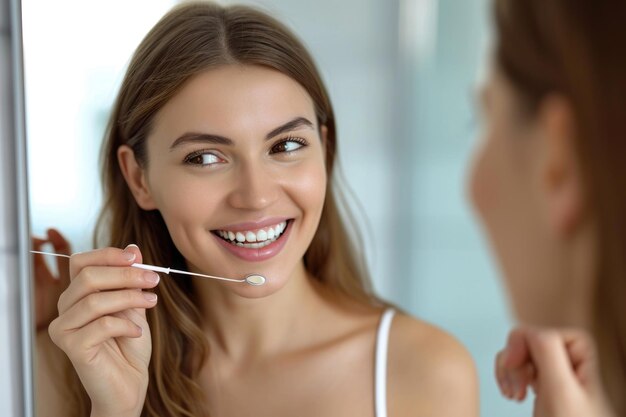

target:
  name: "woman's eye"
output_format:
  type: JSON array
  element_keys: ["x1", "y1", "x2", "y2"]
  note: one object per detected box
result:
[
  {"x1": 184, "y1": 152, "x2": 223, "y2": 166},
  {"x1": 270, "y1": 139, "x2": 308, "y2": 154}
]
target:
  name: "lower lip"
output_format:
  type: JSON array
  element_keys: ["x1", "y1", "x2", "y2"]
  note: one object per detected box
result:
[{"x1": 212, "y1": 221, "x2": 293, "y2": 262}]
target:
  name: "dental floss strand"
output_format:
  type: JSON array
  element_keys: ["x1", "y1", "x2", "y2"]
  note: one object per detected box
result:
[{"x1": 30, "y1": 250, "x2": 266, "y2": 286}]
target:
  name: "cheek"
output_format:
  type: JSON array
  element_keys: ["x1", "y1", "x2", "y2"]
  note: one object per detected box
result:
[
  {"x1": 469, "y1": 134, "x2": 499, "y2": 219},
  {"x1": 291, "y1": 158, "x2": 327, "y2": 214},
  {"x1": 146, "y1": 169, "x2": 218, "y2": 229},
  {"x1": 469, "y1": 129, "x2": 547, "y2": 320},
  {"x1": 469, "y1": 131, "x2": 523, "y2": 287}
]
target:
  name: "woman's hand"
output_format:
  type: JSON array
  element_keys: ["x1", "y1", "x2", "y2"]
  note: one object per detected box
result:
[
  {"x1": 48, "y1": 245, "x2": 159, "y2": 417},
  {"x1": 32, "y1": 229, "x2": 72, "y2": 331},
  {"x1": 495, "y1": 326, "x2": 615, "y2": 417}
]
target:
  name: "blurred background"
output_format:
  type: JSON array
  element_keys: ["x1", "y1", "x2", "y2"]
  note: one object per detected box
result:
[{"x1": 23, "y1": 0, "x2": 530, "y2": 415}]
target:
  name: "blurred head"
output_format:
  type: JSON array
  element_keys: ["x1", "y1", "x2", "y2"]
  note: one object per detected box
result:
[
  {"x1": 86, "y1": 3, "x2": 379, "y2": 417},
  {"x1": 469, "y1": 0, "x2": 626, "y2": 412},
  {"x1": 470, "y1": 67, "x2": 596, "y2": 327}
]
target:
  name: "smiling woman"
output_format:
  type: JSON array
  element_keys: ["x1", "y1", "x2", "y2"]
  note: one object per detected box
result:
[{"x1": 35, "y1": 2, "x2": 479, "y2": 417}]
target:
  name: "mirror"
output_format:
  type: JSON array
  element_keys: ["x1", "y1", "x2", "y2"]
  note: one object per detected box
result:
[{"x1": 22, "y1": 0, "x2": 529, "y2": 416}]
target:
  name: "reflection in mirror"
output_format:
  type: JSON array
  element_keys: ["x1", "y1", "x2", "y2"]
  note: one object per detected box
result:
[{"x1": 24, "y1": 1, "x2": 527, "y2": 416}]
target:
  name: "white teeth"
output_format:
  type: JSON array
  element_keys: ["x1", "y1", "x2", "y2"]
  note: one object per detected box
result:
[{"x1": 217, "y1": 221, "x2": 288, "y2": 247}]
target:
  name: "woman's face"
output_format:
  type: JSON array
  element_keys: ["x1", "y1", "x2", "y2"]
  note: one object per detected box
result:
[
  {"x1": 468, "y1": 66, "x2": 587, "y2": 325},
  {"x1": 133, "y1": 65, "x2": 327, "y2": 298}
]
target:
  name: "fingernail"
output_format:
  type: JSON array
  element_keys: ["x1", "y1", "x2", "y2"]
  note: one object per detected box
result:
[
  {"x1": 143, "y1": 272, "x2": 160, "y2": 284},
  {"x1": 143, "y1": 292, "x2": 157, "y2": 302},
  {"x1": 502, "y1": 376, "x2": 512, "y2": 398},
  {"x1": 510, "y1": 380, "x2": 520, "y2": 400},
  {"x1": 122, "y1": 248, "x2": 136, "y2": 262}
]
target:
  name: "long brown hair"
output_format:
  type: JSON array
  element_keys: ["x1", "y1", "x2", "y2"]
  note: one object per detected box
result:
[
  {"x1": 494, "y1": 0, "x2": 626, "y2": 413},
  {"x1": 60, "y1": 2, "x2": 384, "y2": 416}
]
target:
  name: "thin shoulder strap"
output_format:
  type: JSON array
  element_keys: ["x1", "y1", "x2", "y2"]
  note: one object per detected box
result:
[{"x1": 375, "y1": 308, "x2": 396, "y2": 417}]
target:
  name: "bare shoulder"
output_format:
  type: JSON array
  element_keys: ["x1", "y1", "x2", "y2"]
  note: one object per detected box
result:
[{"x1": 387, "y1": 313, "x2": 479, "y2": 417}]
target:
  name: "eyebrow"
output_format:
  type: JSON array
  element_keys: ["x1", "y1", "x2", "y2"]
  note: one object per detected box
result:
[
  {"x1": 264, "y1": 116, "x2": 315, "y2": 139},
  {"x1": 169, "y1": 116, "x2": 315, "y2": 150}
]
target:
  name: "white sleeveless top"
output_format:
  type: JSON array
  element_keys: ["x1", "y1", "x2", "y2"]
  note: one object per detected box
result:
[{"x1": 374, "y1": 308, "x2": 395, "y2": 417}]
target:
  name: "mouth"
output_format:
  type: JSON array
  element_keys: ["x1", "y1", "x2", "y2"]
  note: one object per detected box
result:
[
  {"x1": 210, "y1": 219, "x2": 294, "y2": 262},
  {"x1": 212, "y1": 219, "x2": 290, "y2": 248}
]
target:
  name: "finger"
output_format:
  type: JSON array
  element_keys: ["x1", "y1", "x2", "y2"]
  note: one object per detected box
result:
[
  {"x1": 509, "y1": 361, "x2": 536, "y2": 401},
  {"x1": 69, "y1": 245, "x2": 143, "y2": 280},
  {"x1": 497, "y1": 327, "x2": 534, "y2": 400},
  {"x1": 560, "y1": 329, "x2": 599, "y2": 388},
  {"x1": 501, "y1": 327, "x2": 537, "y2": 401},
  {"x1": 59, "y1": 289, "x2": 157, "y2": 330},
  {"x1": 31, "y1": 237, "x2": 57, "y2": 284},
  {"x1": 58, "y1": 266, "x2": 159, "y2": 314},
  {"x1": 525, "y1": 328, "x2": 580, "y2": 392},
  {"x1": 504, "y1": 327, "x2": 532, "y2": 368},
  {"x1": 495, "y1": 350, "x2": 513, "y2": 398},
  {"x1": 47, "y1": 229, "x2": 72, "y2": 283},
  {"x1": 32, "y1": 236, "x2": 47, "y2": 247},
  {"x1": 53, "y1": 315, "x2": 143, "y2": 355},
  {"x1": 47, "y1": 229, "x2": 71, "y2": 255}
]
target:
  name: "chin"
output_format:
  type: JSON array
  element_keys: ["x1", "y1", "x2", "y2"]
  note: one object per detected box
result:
[{"x1": 229, "y1": 280, "x2": 284, "y2": 298}]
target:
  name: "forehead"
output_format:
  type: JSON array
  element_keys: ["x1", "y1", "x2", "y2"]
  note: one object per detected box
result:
[{"x1": 151, "y1": 65, "x2": 318, "y2": 138}]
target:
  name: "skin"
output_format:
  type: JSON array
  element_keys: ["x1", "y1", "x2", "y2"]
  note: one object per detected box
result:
[
  {"x1": 469, "y1": 65, "x2": 614, "y2": 416},
  {"x1": 41, "y1": 65, "x2": 478, "y2": 417}
]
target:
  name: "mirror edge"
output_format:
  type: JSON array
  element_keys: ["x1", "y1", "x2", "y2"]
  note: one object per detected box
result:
[{"x1": 9, "y1": 0, "x2": 35, "y2": 415}]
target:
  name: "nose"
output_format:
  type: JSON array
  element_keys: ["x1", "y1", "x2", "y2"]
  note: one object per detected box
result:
[{"x1": 227, "y1": 160, "x2": 280, "y2": 211}]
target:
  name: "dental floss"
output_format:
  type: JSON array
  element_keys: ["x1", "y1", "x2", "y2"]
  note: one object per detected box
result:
[{"x1": 30, "y1": 250, "x2": 266, "y2": 286}]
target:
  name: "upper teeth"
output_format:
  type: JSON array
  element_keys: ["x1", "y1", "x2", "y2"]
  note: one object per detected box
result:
[{"x1": 217, "y1": 221, "x2": 287, "y2": 244}]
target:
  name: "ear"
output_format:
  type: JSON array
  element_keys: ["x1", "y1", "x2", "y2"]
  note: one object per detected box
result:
[
  {"x1": 537, "y1": 95, "x2": 585, "y2": 237},
  {"x1": 117, "y1": 145, "x2": 157, "y2": 210}
]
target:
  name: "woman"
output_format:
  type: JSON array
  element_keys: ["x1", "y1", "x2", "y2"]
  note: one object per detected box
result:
[
  {"x1": 470, "y1": 0, "x2": 626, "y2": 415},
  {"x1": 37, "y1": 2, "x2": 478, "y2": 417}
]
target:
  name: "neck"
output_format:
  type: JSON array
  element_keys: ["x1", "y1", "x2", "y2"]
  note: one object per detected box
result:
[
  {"x1": 191, "y1": 262, "x2": 325, "y2": 362},
  {"x1": 560, "y1": 218, "x2": 598, "y2": 330}
]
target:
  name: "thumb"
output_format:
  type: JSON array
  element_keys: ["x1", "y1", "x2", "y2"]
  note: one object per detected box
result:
[
  {"x1": 122, "y1": 243, "x2": 143, "y2": 266},
  {"x1": 526, "y1": 328, "x2": 581, "y2": 394}
]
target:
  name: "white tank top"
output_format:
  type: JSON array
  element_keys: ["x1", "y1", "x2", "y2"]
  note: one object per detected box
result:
[{"x1": 374, "y1": 308, "x2": 395, "y2": 417}]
